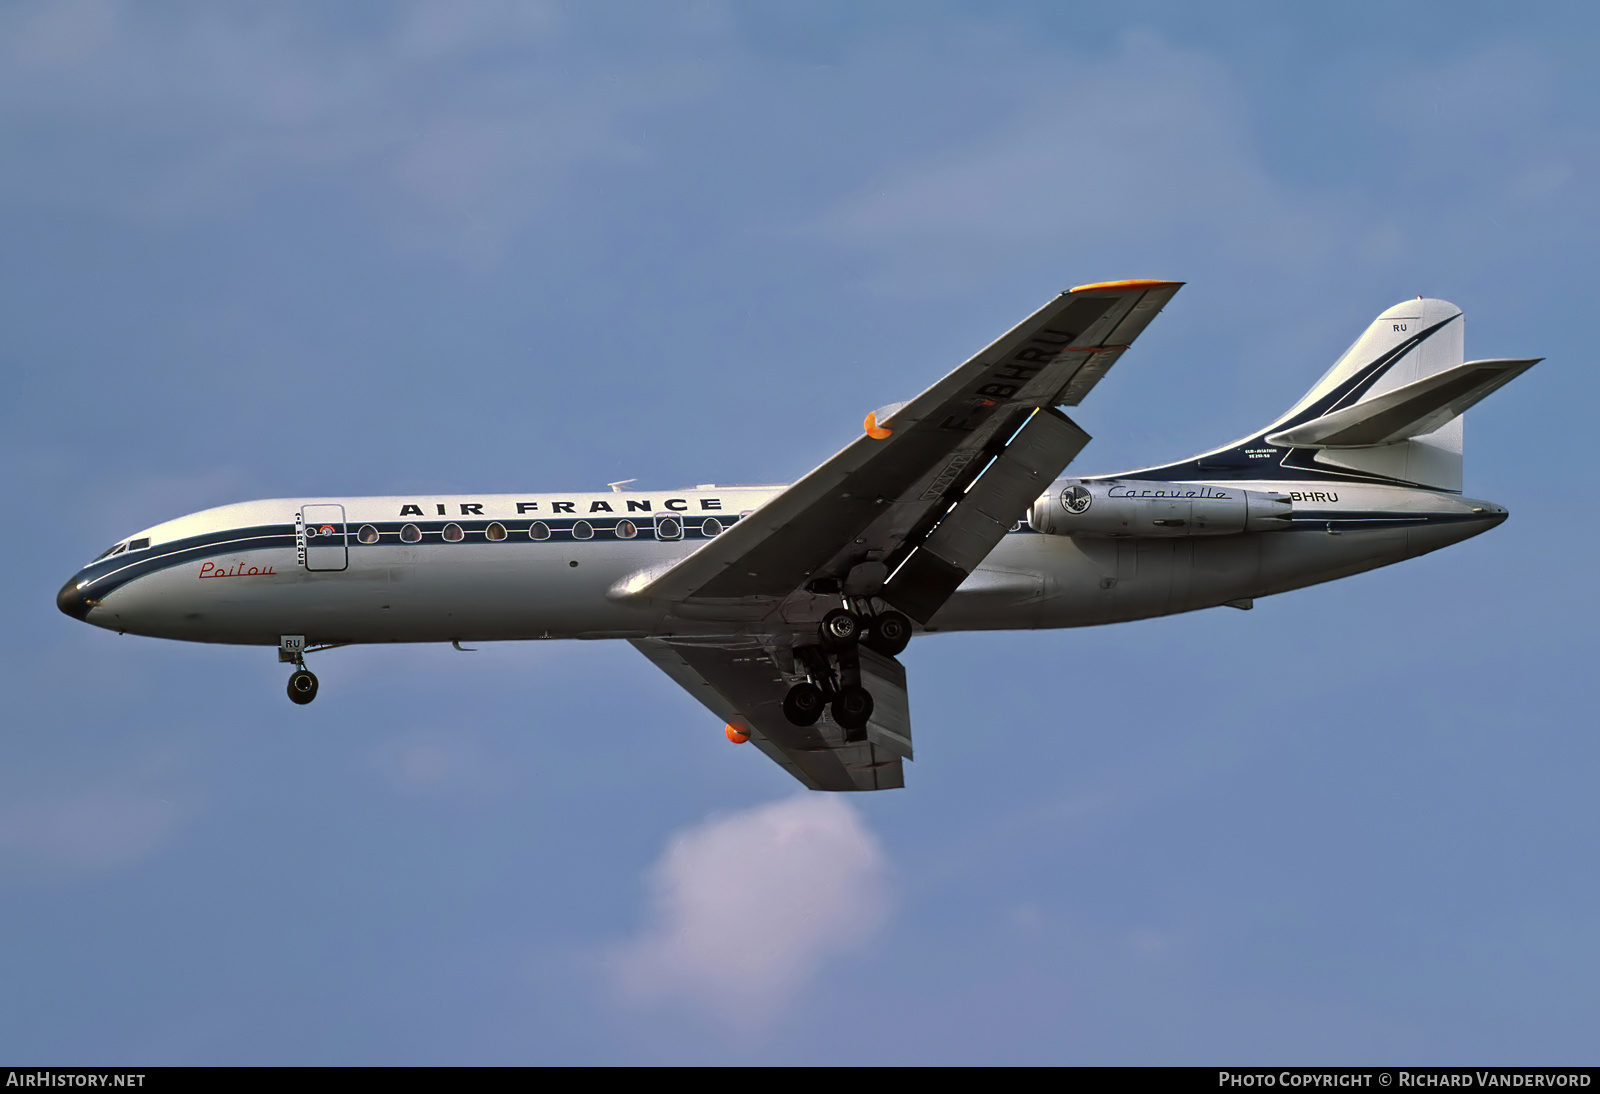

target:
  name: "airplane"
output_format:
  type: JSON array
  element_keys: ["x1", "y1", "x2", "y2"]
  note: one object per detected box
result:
[{"x1": 55, "y1": 280, "x2": 1538, "y2": 791}]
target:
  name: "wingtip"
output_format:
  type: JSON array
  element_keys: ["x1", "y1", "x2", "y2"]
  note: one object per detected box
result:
[{"x1": 1068, "y1": 279, "x2": 1185, "y2": 294}]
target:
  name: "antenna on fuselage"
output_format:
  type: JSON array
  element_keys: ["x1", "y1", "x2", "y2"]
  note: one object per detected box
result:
[{"x1": 608, "y1": 479, "x2": 637, "y2": 493}]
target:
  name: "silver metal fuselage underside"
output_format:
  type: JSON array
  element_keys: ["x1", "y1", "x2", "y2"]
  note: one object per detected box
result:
[{"x1": 66, "y1": 480, "x2": 1506, "y2": 649}]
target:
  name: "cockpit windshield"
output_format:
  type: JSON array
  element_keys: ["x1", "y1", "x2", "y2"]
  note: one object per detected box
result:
[{"x1": 90, "y1": 542, "x2": 127, "y2": 564}]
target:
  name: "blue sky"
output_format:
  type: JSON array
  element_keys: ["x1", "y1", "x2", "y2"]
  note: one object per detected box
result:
[{"x1": 3, "y1": 1, "x2": 1596, "y2": 1064}]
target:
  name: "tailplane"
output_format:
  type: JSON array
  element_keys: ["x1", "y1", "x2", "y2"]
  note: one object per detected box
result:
[{"x1": 1133, "y1": 298, "x2": 1538, "y2": 491}]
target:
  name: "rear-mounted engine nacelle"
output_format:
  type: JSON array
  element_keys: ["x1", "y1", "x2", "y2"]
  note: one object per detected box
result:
[{"x1": 1030, "y1": 479, "x2": 1292, "y2": 538}]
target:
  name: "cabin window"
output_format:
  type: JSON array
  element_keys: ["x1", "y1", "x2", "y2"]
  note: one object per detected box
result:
[
  {"x1": 656, "y1": 515, "x2": 682, "y2": 540},
  {"x1": 442, "y1": 523, "x2": 464, "y2": 543},
  {"x1": 614, "y1": 519, "x2": 638, "y2": 540},
  {"x1": 358, "y1": 525, "x2": 380, "y2": 544},
  {"x1": 571, "y1": 520, "x2": 594, "y2": 540},
  {"x1": 701, "y1": 518, "x2": 722, "y2": 537},
  {"x1": 127, "y1": 538, "x2": 150, "y2": 551},
  {"x1": 528, "y1": 522, "x2": 550, "y2": 541},
  {"x1": 485, "y1": 522, "x2": 507, "y2": 542},
  {"x1": 400, "y1": 524, "x2": 422, "y2": 543}
]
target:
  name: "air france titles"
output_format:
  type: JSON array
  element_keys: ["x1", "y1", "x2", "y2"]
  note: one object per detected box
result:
[{"x1": 396, "y1": 498, "x2": 725, "y2": 517}]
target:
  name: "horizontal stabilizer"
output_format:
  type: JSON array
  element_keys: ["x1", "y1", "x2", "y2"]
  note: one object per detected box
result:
[{"x1": 1265, "y1": 358, "x2": 1539, "y2": 449}]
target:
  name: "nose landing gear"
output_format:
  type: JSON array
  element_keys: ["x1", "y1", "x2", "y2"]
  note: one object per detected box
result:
[{"x1": 279, "y1": 634, "x2": 321, "y2": 705}]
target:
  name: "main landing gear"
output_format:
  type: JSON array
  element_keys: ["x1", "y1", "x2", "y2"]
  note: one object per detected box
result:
[
  {"x1": 279, "y1": 634, "x2": 319, "y2": 705},
  {"x1": 781, "y1": 607, "x2": 912, "y2": 738}
]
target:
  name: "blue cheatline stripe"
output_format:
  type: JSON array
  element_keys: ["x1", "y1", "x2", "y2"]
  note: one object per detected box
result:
[
  {"x1": 76, "y1": 525, "x2": 297, "y2": 599},
  {"x1": 75, "y1": 515, "x2": 743, "y2": 600}
]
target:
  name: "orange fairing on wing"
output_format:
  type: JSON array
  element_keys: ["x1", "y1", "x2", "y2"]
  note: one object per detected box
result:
[
  {"x1": 1068, "y1": 279, "x2": 1184, "y2": 293},
  {"x1": 864, "y1": 412, "x2": 893, "y2": 440},
  {"x1": 725, "y1": 724, "x2": 750, "y2": 744}
]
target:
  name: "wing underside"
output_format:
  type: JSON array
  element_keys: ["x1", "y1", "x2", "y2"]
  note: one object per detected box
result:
[{"x1": 632, "y1": 637, "x2": 908, "y2": 791}]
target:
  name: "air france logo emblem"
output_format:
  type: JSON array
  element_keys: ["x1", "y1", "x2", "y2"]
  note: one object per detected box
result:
[{"x1": 1061, "y1": 484, "x2": 1092, "y2": 514}]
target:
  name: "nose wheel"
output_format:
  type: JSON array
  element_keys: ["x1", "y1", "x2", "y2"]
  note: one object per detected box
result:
[{"x1": 287, "y1": 669, "x2": 319, "y2": 705}]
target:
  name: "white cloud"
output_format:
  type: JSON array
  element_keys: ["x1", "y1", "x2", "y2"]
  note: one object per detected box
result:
[{"x1": 609, "y1": 795, "x2": 889, "y2": 1023}]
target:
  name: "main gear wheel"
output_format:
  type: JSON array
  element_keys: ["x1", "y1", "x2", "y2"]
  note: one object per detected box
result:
[{"x1": 782, "y1": 681, "x2": 827, "y2": 727}]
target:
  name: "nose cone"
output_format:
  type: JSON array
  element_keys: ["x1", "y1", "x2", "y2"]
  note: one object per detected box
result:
[
  {"x1": 56, "y1": 578, "x2": 91, "y2": 621},
  {"x1": 1470, "y1": 502, "x2": 1509, "y2": 529}
]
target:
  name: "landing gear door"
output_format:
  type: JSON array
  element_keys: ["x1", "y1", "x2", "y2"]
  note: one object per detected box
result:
[
  {"x1": 858, "y1": 646, "x2": 912, "y2": 760},
  {"x1": 300, "y1": 504, "x2": 348, "y2": 572}
]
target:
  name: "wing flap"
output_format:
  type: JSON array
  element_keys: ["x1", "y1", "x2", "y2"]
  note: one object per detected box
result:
[
  {"x1": 883, "y1": 406, "x2": 1090, "y2": 623},
  {"x1": 1265, "y1": 358, "x2": 1539, "y2": 448}
]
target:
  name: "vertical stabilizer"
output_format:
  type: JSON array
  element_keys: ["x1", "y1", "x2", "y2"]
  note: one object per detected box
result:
[
  {"x1": 1284, "y1": 298, "x2": 1464, "y2": 490},
  {"x1": 1128, "y1": 297, "x2": 1499, "y2": 490}
]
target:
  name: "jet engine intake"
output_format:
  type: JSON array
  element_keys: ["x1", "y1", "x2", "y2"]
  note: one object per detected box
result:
[{"x1": 1030, "y1": 479, "x2": 1292, "y2": 538}]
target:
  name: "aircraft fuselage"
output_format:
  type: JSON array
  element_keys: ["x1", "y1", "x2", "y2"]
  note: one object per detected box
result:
[{"x1": 57, "y1": 480, "x2": 1505, "y2": 647}]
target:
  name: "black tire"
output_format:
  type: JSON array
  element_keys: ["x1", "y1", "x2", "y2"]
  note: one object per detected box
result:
[
  {"x1": 782, "y1": 682, "x2": 827, "y2": 727},
  {"x1": 818, "y1": 608, "x2": 861, "y2": 649},
  {"x1": 865, "y1": 610, "x2": 912, "y2": 657},
  {"x1": 832, "y1": 685, "x2": 874, "y2": 731},
  {"x1": 287, "y1": 669, "x2": 319, "y2": 705}
]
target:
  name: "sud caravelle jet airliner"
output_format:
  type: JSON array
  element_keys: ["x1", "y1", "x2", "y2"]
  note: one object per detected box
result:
[{"x1": 57, "y1": 281, "x2": 1537, "y2": 791}]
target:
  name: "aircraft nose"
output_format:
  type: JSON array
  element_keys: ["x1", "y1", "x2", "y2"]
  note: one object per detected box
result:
[
  {"x1": 1475, "y1": 503, "x2": 1509, "y2": 527},
  {"x1": 56, "y1": 578, "x2": 91, "y2": 621}
]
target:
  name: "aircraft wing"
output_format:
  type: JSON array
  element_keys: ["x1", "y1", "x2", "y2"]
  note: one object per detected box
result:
[
  {"x1": 615, "y1": 279, "x2": 1183, "y2": 623},
  {"x1": 631, "y1": 637, "x2": 909, "y2": 791}
]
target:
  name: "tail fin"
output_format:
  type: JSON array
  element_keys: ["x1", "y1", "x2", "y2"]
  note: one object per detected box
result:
[
  {"x1": 1133, "y1": 298, "x2": 1538, "y2": 491},
  {"x1": 1265, "y1": 298, "x2": 1468, "y2": 489}
]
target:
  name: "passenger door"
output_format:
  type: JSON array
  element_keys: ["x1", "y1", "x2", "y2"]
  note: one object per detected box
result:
[{"x1": 300, "y1": 504, "x2": 348, "y2": 572}]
